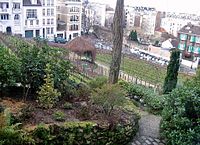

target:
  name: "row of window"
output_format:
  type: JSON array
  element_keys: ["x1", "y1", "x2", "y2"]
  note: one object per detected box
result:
[
  {"x1": 0, "y1": 14, "x2": 9, "y2": 20},
  {"x1": 43, "y1": 18, "x2": 54, "y2": 25},
  {"x1": 70, "y1": 15, "x2": 79, "y2": 21},
  {"x1": 70, "y1": 7, "x2": 79, "y2": 12},
  {"x1": 42, "y1": 0, "x2": 54, "y2": 6},
  {"x1": 25, "y1": 19, "x2": 39, "y2": 26},
  {"x1": 46, "y1": 27, "x2": 54, "y2": 34},
  {"x1": 0, "y1": 2, "x2": 20, "y2": 9},
  {"x1": 70, "y1": 24, "x2": 79, "y2": 30},
  {"x1": 43, "y1": 8, "x2": 54, "y2": 16},
  {"x1": 26, "y1": 9, "x2": 37, "y2": 19}
]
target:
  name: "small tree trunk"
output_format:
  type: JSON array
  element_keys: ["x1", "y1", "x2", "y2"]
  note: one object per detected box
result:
[{"x1": 109, "y1": 0, "x2": 124, "y2": 84}]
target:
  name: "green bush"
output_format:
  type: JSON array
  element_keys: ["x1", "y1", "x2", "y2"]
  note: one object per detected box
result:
[
  {"x1": 37, "y1": 64, "x2": 61, "y2": 109},
  {"x1": 0, "y1": 124, "x2": 34, "y2": 145},
  {"x1": 88, "y1": 76, "x2": 107, "y2": 90},
  {"x1": 53, "y1": 111, "x2": 65, "y2": 122},
  {"x1": 31, "y1": 121, "x2": 138, "y2": 145},
  {"x1": 73, "y1": 83, "x2": 91, "y2": 100},
  {"x1": 125, "y1": 84, "x2": 166, "y2": 114},
  {"x1": 161, "y1": 87, "x2": 200, "y2": 145},
  {"x1": 91, "y1": 84, "x2": 126, "y2": 117},
  {"x1": 63, "y1": 102, "x2": 73, "y2": 110}
]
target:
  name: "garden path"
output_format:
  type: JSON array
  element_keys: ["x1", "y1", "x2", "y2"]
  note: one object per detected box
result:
[{"x1": 131, "y1": 110, "x2": 165, "y2": 145}]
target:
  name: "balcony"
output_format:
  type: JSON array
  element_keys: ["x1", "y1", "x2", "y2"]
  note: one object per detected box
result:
[
  {"x1": 0, "y1": 8, "x2": 9, "y2": 13},
  {"x1": 12, "y1": 8, "x2": 21, "y2": 14}
]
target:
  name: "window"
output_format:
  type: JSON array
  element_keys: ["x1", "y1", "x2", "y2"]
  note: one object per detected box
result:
[
  {"x1": 36, "y1": 20, "x2": 39, "y2": 25},
  {"x1": 13, "y1": 3, "x2": 20, "y2": 9},
  {"x1": 26, "y1": 9, "x2": 37, "y2": 19},
  {"x1": 43, "y1": 19, "x2": 45, "y2": 25},
  {"x1": 14, "y1": 14, "x2": 20, "y2": 20},
  {"x1": 46, "y1": 28, "x2": 50, "y2": 34},
  {"x1": 43, "y1": 9, "x2": 45, "y2": 16},
  {"x1": 30, "y1": 20, "x2": 33, "y2": 25},
  {"x1": 51, "y1": 27, "x2": 54, "y2": 34},
  {"x1": 51, "y1": 0, "x2": 54, "y2": 6},
  {"x1": 51, "y1": 18, "x2": 54, "y2": 24},
  {"x1": 70, "y1": 24, "x2": 78, "y2": 30},
  {"x1": 0, "y1": 14, "x2": 9, "y2": 20},
  {"x1": 47, "y1": 0, "x2": 50, "y2": 6},
  {"x1": 70, "y1": 15, "x2": 79, "y2": 21},
  {"x1": 42, "y1": 0, "x2": 45, "y2": 6},
  {"x1": 0, "y1": 2, "x2": 9, "y2": 9},
  {"x1": 51, "y1": 9, "x2": 54, "y2": 16},
  {"x1": 47, "y1": 18, "x2": 50, "y2": 24},
  {"x1": 47, "y1": 9, "x2": 50, "y2": 16},
  {"x1": 70, "y1": 7, "x2": 79, "y2": 12},
  {"x1": 25, "y1": 20, "x2": 27, "y2": 25},
  {"x1": 73, "y1": 33, "x2": 78, "y2": 37}
]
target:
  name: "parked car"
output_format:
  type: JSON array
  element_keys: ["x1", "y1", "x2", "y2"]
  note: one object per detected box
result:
[{"x1": 54, "y1": 37, "x2": 67, "y2": 44}]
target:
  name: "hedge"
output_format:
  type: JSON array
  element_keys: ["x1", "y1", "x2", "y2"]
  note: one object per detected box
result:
[{"x1": 0, "y1": 121, "x2": 139, "y2": 145}]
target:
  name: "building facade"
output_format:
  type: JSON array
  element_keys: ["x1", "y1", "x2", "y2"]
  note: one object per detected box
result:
[
  {"x1": 89, "y1": 2, "x2": 106, "y2": 27},
  {"x1": 161, "y1": 12, "x2": 200, "y2": 37},
  {"x1": 57, "y1": 0, "x2": 82, "y2": 41},
  {"x1": 124, "y1": 6, "x2": 156, "y2": 35},
  {"x1": 0, "y1": 0, "x2": 23, "y2": 35},
  {"x1": 0, "y1": 0, "x2": 57, "y2": 40},
  {"x1": 178, "y1": 24, "x2": 200, "y2": 63}
]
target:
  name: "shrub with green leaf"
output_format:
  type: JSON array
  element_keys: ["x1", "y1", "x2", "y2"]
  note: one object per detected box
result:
[
  {"x1": 161, "y1": 86, "x2": 200, "y2": 145},
  {"x1": 53, "y1": 111, "x2": 65, "y2": 122},
  {"x1": 0, "y1": 124, "x2": 34, "y2": 145},
  {"x1": 163, "y1": 49, "x2": 180, "y2": 94},
  {"x1": 124, "y1": 83, "x2": 166, "y2": 114},
  {"x1": 88, "y1": 76, "x2": 107, "y2": 90},
  {"x1": 91, "y1": 84, "x2": 126, "y2": 117},
  {"x1": 37, "y1": 64, "x2": 61, "y2": 109},
  {"x1": 63, "y1": 102, "x2": 73, "y2": 110},
  {"x1": 0, "y1": 45, "x2": 21, "y2": 90}
]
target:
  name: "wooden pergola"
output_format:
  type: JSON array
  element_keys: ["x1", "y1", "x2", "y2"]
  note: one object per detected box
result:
[{"x1": 65, "y1": 36, "x2": 96, "y2": 63}]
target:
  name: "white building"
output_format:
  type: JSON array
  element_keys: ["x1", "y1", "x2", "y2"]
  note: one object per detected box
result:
[
  {"x1": 161, "y1": 12, "x2": 200, "y2": 37},
  {"x1": 124, "y1": 6, "x2": 135, "y2": 30},
  {"x1": 0, "y1": 0, "x2": 23, "y2": 35},
  {"x1": 57, "y1": 0, "x2": 82, "y2": 40},
  {"x1": 141, "y1": 12, "x2": 157, "y2": 35},
  {"x1": 0, "y1": 0, "x2": 57, "y2": 40},
  {"x1": 105, "y1": 7, "x2": 114, "y2": 29},
  {"x1": 89, "y1": 2, "x2": 106, "y2": 27},
  {"x1": 41, "y1": 0, "x2": 57, "y2": 40},
  {"x1": 124, "y1": 6, "x2": 156, "y2": 35}
]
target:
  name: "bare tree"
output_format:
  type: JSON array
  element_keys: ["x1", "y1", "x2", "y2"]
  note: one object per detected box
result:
[{"x1": 108, "y1": 0, "x2": 124, "y2": 84}]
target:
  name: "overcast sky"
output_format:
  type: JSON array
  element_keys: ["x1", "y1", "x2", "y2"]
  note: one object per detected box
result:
[{"x1": 89, "y1": 0, "x2": 200, "y2": 14}]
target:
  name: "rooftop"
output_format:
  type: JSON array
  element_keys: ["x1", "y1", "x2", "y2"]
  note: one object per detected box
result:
[
  {"x1": 23, "y1": 0, "x2": 42, "y2": 6},
  {"x1": 178, "y1": 23, "x2": 200, "y2": 36}
]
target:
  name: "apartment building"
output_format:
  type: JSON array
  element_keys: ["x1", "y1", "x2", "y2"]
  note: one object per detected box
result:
[
  {"x1": 161, "y1": 12, "x2": 200, "y2": 37},
  {"x1": 41, "y1": 0, "x2": 56, "y2": 40},
  {"x1": 89, "y1": 2, "x2": 106, "y2": 27},
  {"x1": 105, "y1": 6, "x2": 114, "y2": 29},
  {"x1": 0, "y1": 0, "x2": 56, "y2": 40},
  {"x1": 124, "y1": 6, "x2": 156, "y2": 35},
  {"x1": 57, "y1": 0, "x2": 82, "y2": 41},
  {"x1": 124, "y1": 6, "x2": 135, "y2": 30},
  {"x1": 22, "y1": 0, "x2": 43, "y2": 38},
  {"x1": 178, "y1": 24, "x2": 200, "y2": 63},
  {"x1": 0, "y1": 0, "x2": 22, "y2": 35}
]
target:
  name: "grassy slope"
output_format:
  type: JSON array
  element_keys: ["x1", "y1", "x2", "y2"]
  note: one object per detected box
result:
[{"x1": 96, "y1": 53, "x2": 192, "y2": 85}]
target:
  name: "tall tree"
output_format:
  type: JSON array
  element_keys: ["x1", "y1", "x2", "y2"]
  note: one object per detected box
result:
[
  {"x1": 109, "y1": 0, "x2": 124, "y2": 84},
  {"x1": 163, "y1": 48, "x2": 181, "y2": 94},
  {"x1": 129, "y1": 30, "x2": 138, "y2": 42}
]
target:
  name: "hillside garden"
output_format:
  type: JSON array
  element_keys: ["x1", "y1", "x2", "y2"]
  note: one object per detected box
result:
[
  {"x1": 0, "y1": 33, "x2": 199, "y2": 145},
  {"x1": 0, "y1": 34, "x2": 139, "y2": 145}
]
